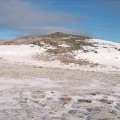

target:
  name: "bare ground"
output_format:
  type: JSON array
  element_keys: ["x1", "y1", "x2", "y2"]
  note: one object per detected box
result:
[{"x1": 0, "y1": 61, "x2": 120, "y2": 120}]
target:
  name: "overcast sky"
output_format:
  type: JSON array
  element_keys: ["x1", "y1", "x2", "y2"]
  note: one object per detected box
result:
[{"x1": 0, "y1": 0, "x2": 120, "y2": 42}]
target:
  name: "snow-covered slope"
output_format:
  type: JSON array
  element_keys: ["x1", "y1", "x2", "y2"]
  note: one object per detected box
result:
[
  {"x1": 74, "y1": 39, "x2": 120, "y2": 70},
  {"x1": 0, "y1": 37, "x2": 120, "y2": 72}
]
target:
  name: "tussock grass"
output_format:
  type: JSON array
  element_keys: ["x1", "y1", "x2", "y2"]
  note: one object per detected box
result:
[{"x1": 33, "y1": 32, "x2": 99, "y2": 66}]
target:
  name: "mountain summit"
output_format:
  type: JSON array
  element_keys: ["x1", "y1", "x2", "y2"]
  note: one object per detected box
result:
[
  {"x1": 0, "y1": 32, "x2": 91, "y2": 45},
  {"x1": 48, "y1": 32, "x2": 68, "y2": 37}
]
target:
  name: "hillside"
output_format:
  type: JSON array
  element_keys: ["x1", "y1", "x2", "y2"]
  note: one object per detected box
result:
[
  {"x1": 0, "y1": 33, "x2": 120, "y2": 119},
  {"x1": 0, "y1": 32, "x2": 120, "y2": 72},
  {"x1": 0, "y1": 32, "x2": 91, "y2": 45}
]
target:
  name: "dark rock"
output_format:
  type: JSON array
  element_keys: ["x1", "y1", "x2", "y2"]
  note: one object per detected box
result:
[
  {"x1": 87, "y1": 108, "x2": 92, "y2": 112},
  {"x1": 115, "y1": 103, "x2": 120, "y2": 110},
  {"x1": 86, "y1": 116, "x2": 91, "y2": 120},
  {"x1": 78, "y1": 99, "x2": 92, "y2": 103},
  {"x1": 68, "y1": 109, "x2": 77, "y2": 114},
  {"x1": 99, "y1": 98, "x2": 113, "y2": 104}
]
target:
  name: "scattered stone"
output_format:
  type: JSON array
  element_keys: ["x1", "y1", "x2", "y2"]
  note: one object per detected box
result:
[
  {"x1": 109, "y1": 109, "x2": 117, "y2": 116},
  {"x1": 78, "y1": 99, "x2": 92, "y2": 103},
  {"x1": 38, "y1": 66, "x2": 42, "y2": 68},
  {"x1": 118, "y1": 49, "x2": 120, "y2": 51},
  {"x1": 90, "y1": 92, "x2": 100, "y2": 96},
  {"x1": 115, "y1": 103, "x2": 120, "y2": 110},
  {"x1": 68, "y1": 109, "x2": 77, "y2": 114},
  {"x1": 58, "y1": 97, "x2": 72, "y2": 101},
  {"x1": 99, "y1": 98, "x2": 113, "y2": 104},
  {"x1": 86, "y1": 116, "x2": 91, "y2": 120},
  {"x1": 51, "y1": 91, "x2": 54, "y2": 94},
  {"x1": 87, "y1": 108, "x2": 92, "y2": 113}
]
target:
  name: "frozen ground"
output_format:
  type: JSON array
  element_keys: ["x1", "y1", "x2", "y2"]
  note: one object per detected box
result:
[
  {"x1": 0, "y1": 39, "x2": 120, "y2": 119},
  {"x1": 0, "y1": 61, "x2": 120, "y2": 120}
]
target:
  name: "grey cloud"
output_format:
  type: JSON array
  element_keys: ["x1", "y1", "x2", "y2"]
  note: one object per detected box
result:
[{"x1": 0, "y1": 0, "x2": 80, "y2": 33}]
